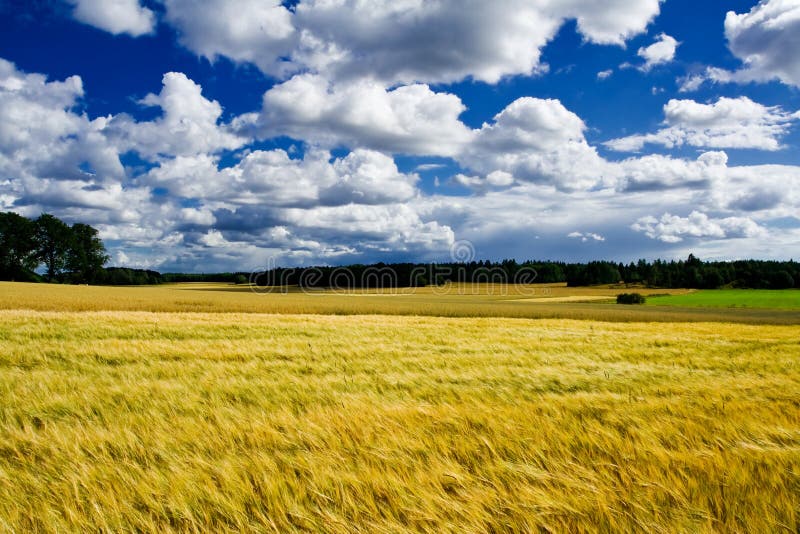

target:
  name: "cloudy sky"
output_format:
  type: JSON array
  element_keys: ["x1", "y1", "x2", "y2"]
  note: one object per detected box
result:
[{"x1": 1, "y1": 0, "x2": 799, "y2": 271}]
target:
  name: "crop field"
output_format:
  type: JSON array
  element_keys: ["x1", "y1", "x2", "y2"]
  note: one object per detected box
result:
[
  {"x1": 1, "y1": 282, "x2": 799, "y2": 532},
  {"x1": 2, "y1": 282, "x2": 799, "y2": 324},
  {"x1": 647, "y1": 289, "x2": 800, "y2": 310}
]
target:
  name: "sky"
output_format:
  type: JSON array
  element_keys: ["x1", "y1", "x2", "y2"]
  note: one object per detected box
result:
[{"x1": 1, "y1": 0, "x2": 799, "y2": 272}]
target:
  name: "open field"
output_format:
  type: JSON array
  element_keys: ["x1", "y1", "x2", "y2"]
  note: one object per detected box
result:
[
  {"x1": 2, "y1": 282, "x2": 799, "y2": 324},
  {"x1": 1, "y1": 310, "x2": 799, "y2": 532},
  {"x1": 1, "y1": 282, "x2": 799, "y2": 531},
  {"x1": 648, "y1": 289, "x2": 800, "y2": 310}
]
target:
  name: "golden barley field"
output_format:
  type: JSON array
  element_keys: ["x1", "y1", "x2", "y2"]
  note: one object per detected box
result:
[
  {"x1": 1, "y1": 283, "x2": 799, "y2": 532},
  {"x1": 1, "y1": 281, "x2": 798, "y2": 324}
]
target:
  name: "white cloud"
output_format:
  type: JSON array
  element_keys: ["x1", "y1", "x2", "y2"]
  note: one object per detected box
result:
[
  {"x1": 606, "y1": 97, "x2": 800, "y2": 152},
  {"x1": 568, "y1": 231, "x2": 605, "y2": 242},
  {"x1": 458, "y1": 97, "x2": 611, "y2": 191},
  {"x1": 144, "y1": 147, "x2": 419, "y2": 207},
  {"x1": 705, "y1": 163, "x2": 800, "y2": 218},
  {"x1": 284, "y1": 203, "x2": 454, "y2": 252},
  {"x1": 296, "y1": 0, "x2": 662, "y2": 84},
  {"x1": 156, "y1": 0, "x2": 661, "y2": 85},
  {"x1": 0, "y1": 57, "x2": 125, "y2": 214},
  {"x1": 323, "y1": 149, "x2": 419, "y2": 205},
  {"x1": 108, "y1": 72, "x2": 248, "y2": 159},
  {"x1": 564, "y1": 0, "x2": 663, "y2": 45},
  {"x1": 5, "y1": 54, "x2": 800, "y2": 270},
  {"x1": 415, "y1": 163, "x2": 447, "y2": 172},
  {"x1": 637, "y1": 33, "x2": 679, "y2": 71},
  {"x1": 0, "y1": 59, "x2": 456, "y2": 269},
  {"x1": 677, "y1": 73, "x2": 705, "y2": 93},
  {"x1": 180, "y1": 207, "x2": 216, "y2": 226},
  {"x1": 251, "y1": 74, "x2": 473, "y2": 157},
  {"x1": 451, "y1": 171, "x2": 515, "y2": 193},
  {"x1": 291, "y1": 0, "x2": 561, "y2": 84},
  {"x1": 69, "y1": 0, "x2": 156, "y2": 37},
  {"x1": 723, "y1": 0, "x2": 800, "y2": 86},
  {"x1": 597, "y1": 69, "x2": 613, "y2": 80},
  {"x1": 199, "y1": 229, "x2": 227, "y2": 247},
  {"x1": 616, "y1": 151, "x2": 729, "y2": 192},
  {"x1": 632, "y1": 211, "x2": 765, "y2": 243},
  {"x1": 162, "y1": 0, "x2": 295, "y2": 76},
  {"x1": 680, "y1": 1, "x2": 800, "y2": 90}
]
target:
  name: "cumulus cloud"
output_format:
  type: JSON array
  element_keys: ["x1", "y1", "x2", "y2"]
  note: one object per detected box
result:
[
  {"x1": 249, "y1": 74, "x2": 473, "y2": 157},
  {"x1": 291, "y1": 0, "x2": 559, "y2": 84},
  {"x1": 132, "y1": 145, "x2": 448, "y2": 266},
  {"x1": 606, "y1": 97, "x2": 800, "y2": 152},
  {"x1": 636, "y1": 33, "x2": 679, "y2": 71},
  {"x1": 451, "y1": 171, "x2": 515, "y2": 193},
  {"x1": 597, "y1": 69, "x2": 613, "y2": 80},
  {"x1": 0, "y1": 59, "x2": 119, "y2": 179},
  {"x1": 180, "y1": 207, "x2": 216, "y2": 227},
  {"x1": 143, "y1": 147, "x2": 419, "y2": 208},
  {"x1": 285, "y1": 203, "x2": 453, "y2": 251},
  {"x1": 723, "y1": 0, "x2": 800, "y2": 86},
  {"x1": 458, "y1": 97, "x2": 611, "y2": 191},
  {"x1": 706, "y1": 163, "x2": 800, "y2": 218},
  {"x1": 680, "y1": 0, "x2": 800, "y2": 90},
  {"x1": 564, "y1": 0, "x2": 663, "y2": 45},
  {"x1": 162, "y1": 0, "x2": 295, "y2": 76},
  {"x1": 616, "y1": 151, "x2": 729, "y2": 192},
  {"x1": 130, "y1": 151, "x2": 446, "y2": 268},
  {"x1": 5, "y1": 52, "x2": 800, "y2": 270},
  {"x1": 632, "y1": 211, "x2": 765, "y2": 243},
  {"x1": 69, "y1": 0, "x2": 156, "y2": 37},
  {"x1": 0, "y1": 57, "x2": 125, "y2": 217},
  {"x1": 154, "y1": 0, "x2": 661, "y2": 85},
  {"x1": 322, "y1": 149, "x2": 419, "y2": 205},
  {"x1": 108, "y1": 72, "x2": 248, "y2": 159},
  {"x1": 0, "y1": 59, "x2": 458, "y2": 269}
]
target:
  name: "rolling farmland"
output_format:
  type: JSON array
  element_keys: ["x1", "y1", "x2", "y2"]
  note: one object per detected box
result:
[{"x1": 1, "y1": 282, "x2": 799, "y2": 531}]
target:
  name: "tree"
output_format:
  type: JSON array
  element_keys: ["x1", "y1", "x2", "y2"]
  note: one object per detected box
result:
[
  {"x1": 35, "y1": 213, "x2": 71, "y2": 282},
  {"x1": 66, "y1": 223, "x2": 109, "y2": 283},
  {"x1": 702, "y1": 268, "x2": 724, "y2": 289},
  {"x1": 771, "y1": 270, "x2": 795, "y2": 289},
  {"x1": 0, "y1": 212, "x2": 39, "y2": 280}
]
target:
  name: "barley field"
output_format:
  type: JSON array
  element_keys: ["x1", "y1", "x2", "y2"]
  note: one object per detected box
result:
[
  {"x1": 1, "y1": 283, "x2": 799, "y2": 532},
  {"x1": 2, "y1": 282, "x2": 798, "y2": 324}
]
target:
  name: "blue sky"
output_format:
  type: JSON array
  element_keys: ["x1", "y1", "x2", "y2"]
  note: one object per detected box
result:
[{"x1": 1, "y1": 0, "x2": 799, "y2": 271}]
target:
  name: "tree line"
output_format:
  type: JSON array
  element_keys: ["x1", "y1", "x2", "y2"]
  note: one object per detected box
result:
[
  {"x1": 2, "y1": 210, "x2": 797, "y2": 288},
  {"x1": 253, "y1": 255, "x2": 798, "y2": 289}
]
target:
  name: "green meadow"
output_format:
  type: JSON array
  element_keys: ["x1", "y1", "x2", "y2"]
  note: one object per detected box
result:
[{"x1": 647, "y1": 289, "x2": 800, "y2": 309}]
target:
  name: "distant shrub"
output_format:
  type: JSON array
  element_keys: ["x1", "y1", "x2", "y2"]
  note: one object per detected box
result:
[{"x1": 617, "y1": 293, "x2": 646, "y2": 305}]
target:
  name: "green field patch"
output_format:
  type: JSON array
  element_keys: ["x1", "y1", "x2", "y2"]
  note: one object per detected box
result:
[{"x1": 647, "y1": 289, "x2": 800, "y2": 309}]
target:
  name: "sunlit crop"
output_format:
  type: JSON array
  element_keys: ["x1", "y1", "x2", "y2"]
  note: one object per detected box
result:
[{"x1": 1, "y1": 299, "x2": 799, "y2": 531}]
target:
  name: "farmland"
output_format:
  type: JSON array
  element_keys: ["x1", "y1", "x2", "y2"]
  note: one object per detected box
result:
[
  {"x1": 647, "y1": 289, "x2": 800, "y2": 310},
  {"x1": 0, "y1": 282, "x2": 799, "y2": 532},
  {"x1": 1, "y1": 281, "x2": 799, "y2": 324}
]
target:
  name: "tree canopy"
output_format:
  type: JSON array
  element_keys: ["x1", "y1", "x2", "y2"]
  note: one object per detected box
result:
[{"x1": 0, "y1": 212, "x2": 109, "y2": 284}]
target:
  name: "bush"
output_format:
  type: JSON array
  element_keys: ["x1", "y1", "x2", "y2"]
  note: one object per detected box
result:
[{"x1": 617, "y1": 293, "x2": 646, "y2": 305}]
